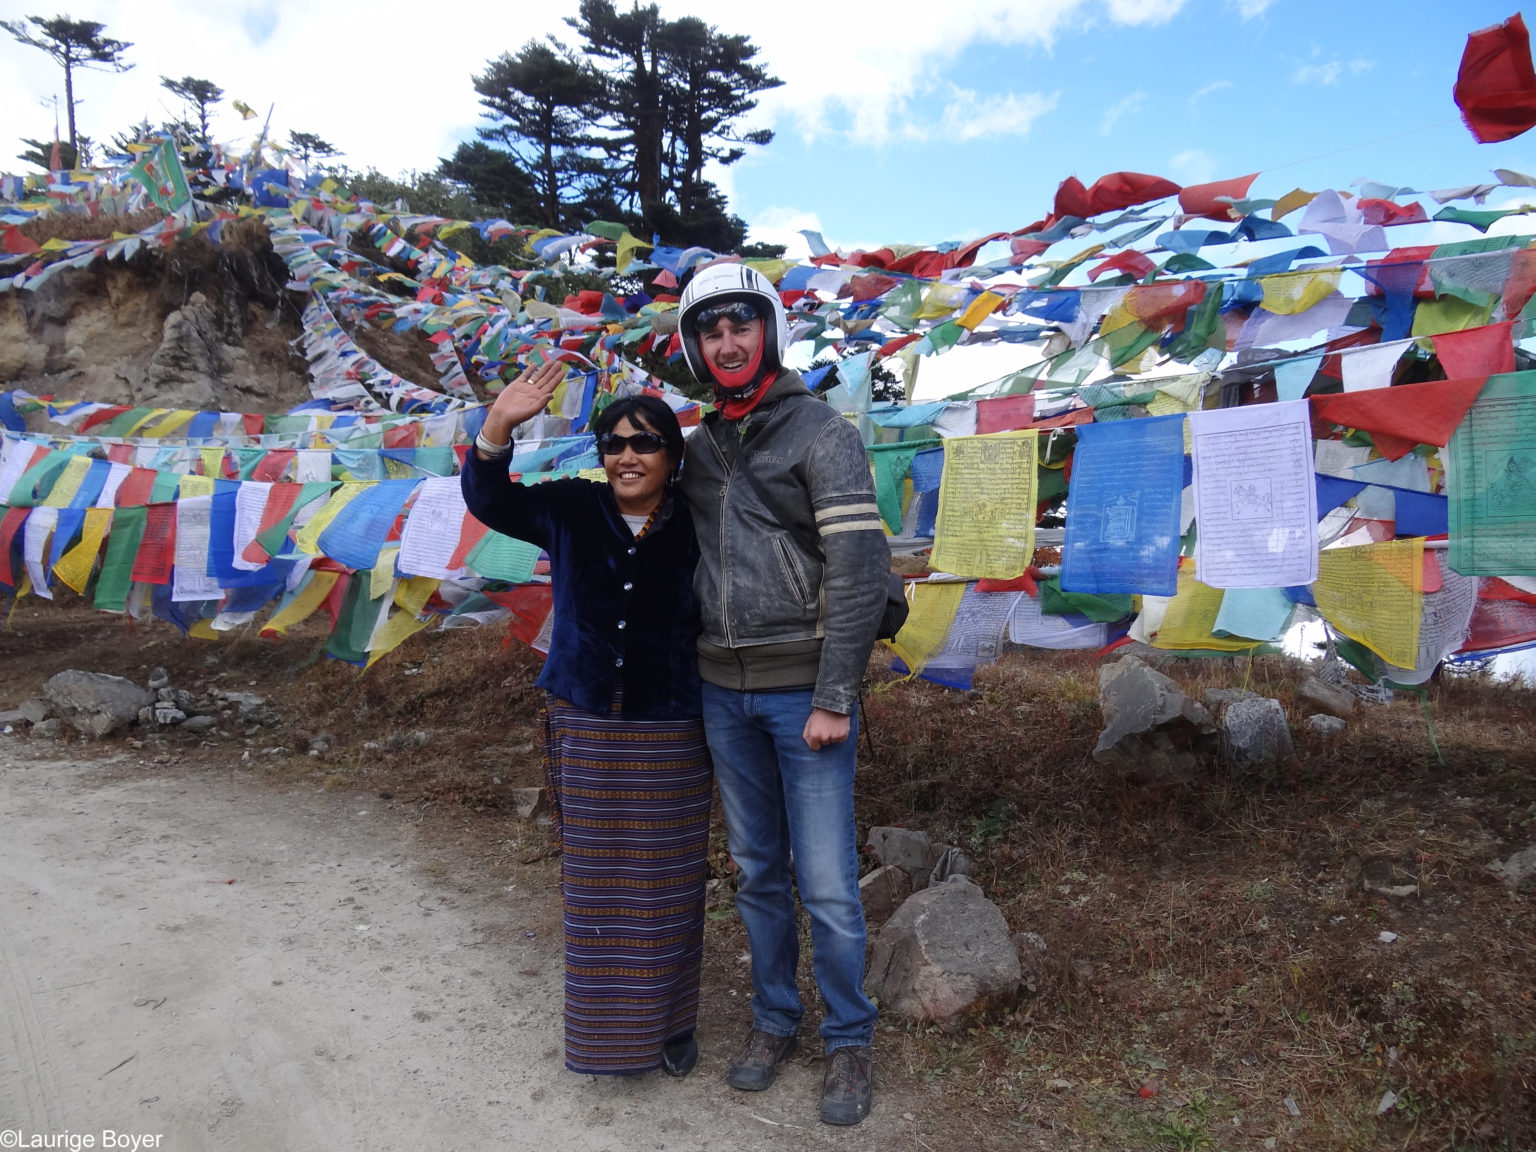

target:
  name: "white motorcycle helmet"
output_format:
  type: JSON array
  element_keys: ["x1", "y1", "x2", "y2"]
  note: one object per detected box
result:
[{"x1": 677, "y1": 263, "x2": 788, "y2": 396}]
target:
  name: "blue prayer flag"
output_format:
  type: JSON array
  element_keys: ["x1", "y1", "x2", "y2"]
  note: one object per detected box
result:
[{"x1": 1061, "y1": 414, "x2": 1185, "y2": 596}]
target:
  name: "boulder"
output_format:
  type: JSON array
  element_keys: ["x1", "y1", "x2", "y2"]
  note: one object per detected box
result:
[
  {"x1": 858, "y1": 864, "x2": 912, "y2": 924},
  {"x1": 1305, "y1": 714, "x2": 1347, "y2": 738},
  {"x1": 866, "y1": 826, "x2": 941, "y2": 880},
  {"x1": 42, "y1": 670, "x2": 152, "y2": 738},
  {"x1": 865, "y1": 876, "x2": 1021, "y2": 1032},
  {"x1": 1220, "y1": 697, "x2": 1293, "y2": 772},
  {"x1": 179, "y1": 715, "x2": 217, "y2": 733},
  {"x1": 1296, "y1": 676, "x2": 1356, "y2": 719},
  {"x1": 1093, "y1": 656, "x2": 1214, "y2": 776},
  {"x1": 514, "y1": 787, "x2": 550, "y2": 820}
]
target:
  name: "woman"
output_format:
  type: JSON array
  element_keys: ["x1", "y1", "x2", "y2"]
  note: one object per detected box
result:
[{"x1": 461, "y1": 360, "x2": 709, "y2": 1078}]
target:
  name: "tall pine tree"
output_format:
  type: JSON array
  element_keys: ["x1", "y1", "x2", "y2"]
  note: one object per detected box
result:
[{"x1": 1, "y1": 15, "x2": 133, "y2": 155}]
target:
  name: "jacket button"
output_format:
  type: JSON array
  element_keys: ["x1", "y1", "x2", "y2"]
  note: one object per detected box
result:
[
  {"x1": 627, "y1": 546, "x2": 637, "y2": 556},
  {"x1": 614, "y1": 657, "x2": 624, "y2": 668},
  {"x1": 616, "y1": 620, "x2": 627, "y2": 630},
  {"x1": 622, "y1": 582, "x2": 633, "y2": 591}
]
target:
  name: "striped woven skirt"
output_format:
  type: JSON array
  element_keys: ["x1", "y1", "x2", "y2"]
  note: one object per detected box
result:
[{"x1": 542, "y1": 693, "x2": 713, "y2": 1075}]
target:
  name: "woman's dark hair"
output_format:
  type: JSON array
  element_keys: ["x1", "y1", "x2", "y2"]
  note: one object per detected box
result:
[{"x1": 592, "y1": 393, "x2": 686, "y2": 474}]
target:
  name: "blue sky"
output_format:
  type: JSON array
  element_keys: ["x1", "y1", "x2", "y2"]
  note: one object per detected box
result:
[{"x1": 3, "y1": 0, "x2": 1535, "y2": 256}]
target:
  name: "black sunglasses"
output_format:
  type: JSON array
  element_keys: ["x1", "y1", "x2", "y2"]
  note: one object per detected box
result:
[{"x1": 597, "y1": 430, "x2": 666, "y2": 456}]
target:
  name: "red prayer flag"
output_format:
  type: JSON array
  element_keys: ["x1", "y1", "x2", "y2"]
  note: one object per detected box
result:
[
  {"x1": 1433, "y1": 321, "x2": 1516, "y2": 379},
  {"x1": 130, "y1": 504, "x2": 177, "y2": 584},
  {"x1": 1455, "y1": 13, "x2": 1536, "y2": 143},
  {"x1": 1087, "y1": 249, "x2": 1155, "y2": 282},
  {"x1": 1310, "y1": 376, "x2": 1491, "y2": 455},
  {"x1": 975, "y1": 395, "x2": 1035, "y2": 434},
  {"x1": 1178, "y1": 173, "x2": 1258, "y2": 220}
]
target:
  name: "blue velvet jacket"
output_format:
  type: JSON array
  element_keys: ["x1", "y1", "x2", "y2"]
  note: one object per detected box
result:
[{"x1": 460, "y1": 452, "x2": 702, "y2": 721}]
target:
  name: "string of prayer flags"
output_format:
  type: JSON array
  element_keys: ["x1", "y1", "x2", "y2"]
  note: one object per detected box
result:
[
  {"x1": 1190, "y1": 400, "x2": 1318, "y2": 589},
  {"x1": 1061, "y1": 414, "x2": 1185, "y2": 596}
]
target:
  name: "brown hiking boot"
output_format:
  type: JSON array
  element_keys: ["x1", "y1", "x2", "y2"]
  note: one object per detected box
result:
[
  {"x1": 726, "y1": 1028, "x2": 798, "y2": 1090},
  {"x1": 819, "y1": 1045, "x2": 872, "y2": 1125}
]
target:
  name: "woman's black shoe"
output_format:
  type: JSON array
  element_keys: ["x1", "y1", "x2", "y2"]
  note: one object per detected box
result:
[{"x1": 660, "y1": 1034, "x2": 698, "y2": 1078}]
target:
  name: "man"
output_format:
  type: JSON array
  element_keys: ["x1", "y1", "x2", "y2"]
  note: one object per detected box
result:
[{"x1": 675, "y1": 263, "x2": 888, "y2": 1126}]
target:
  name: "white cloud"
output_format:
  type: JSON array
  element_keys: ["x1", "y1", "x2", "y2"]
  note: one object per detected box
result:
[
  {"x1": 934, "y1": 88, "x2": 1059, "y2": 143},
  {"x1": 1169, "y1": 149, "x2": 1218, "y2": 185},
  {"x1": 1226, "y1": 0, "x2": 1276, "y2": 18},
  {"x1": 1103, "y1": 0, "x2": 1189, "y2": 25},
  {"x1": 1292, "y1": 57, "x2": 1376, "y2": 86},
  {"x1": 1189, "y1": 80, "x2": 1233, "y2": 106},
  {"x1": 1100, "y1": 90, "x2": 1146, "y2": 136}
]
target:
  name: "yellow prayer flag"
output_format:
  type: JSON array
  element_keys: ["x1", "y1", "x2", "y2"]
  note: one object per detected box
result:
[
  {"x1": 1259, "y1": 269, "x2": 1342, "y2": 316},
  {"x1": 41, "y1": 455, "x2": 92, "y2": 508},
  {"x1": 1152, "y1": 566, "x2": 1263, "y2": 652},
  {"x1": 1312, "y1": 539, "x2": 1424, "y2": 668},
  {"x1": 295, "y1": 483, "x2": 369, "y2": 554},
  {"x1": 915, "y1": 283, "x2": 969, "y2": 321},
  {"x1": 53, "y1": 507, "x2": 111, "y2": 594},
  {"x1": 368, "y1": 548, "x2": 399, "y2": 601},
  {"x1": 930, "y1": 432, "x2": 1038, "y2": 579},
  {"x1": 616, "y1": 231, "x2": 653, "y2": 274},
  {"x1": 261, "y1": 570, "x2": 341, "y2": 637},
  {"x1": 956, "y1": 291, "x2": 1005, "y2": 331},
  {"x1": 178, "y1": 474, "x2": 216, "y2": 498},
  {"x1": 887, "y1": 581, "x2": 965, "y2": 678},
  {"x1": 140, "y1": 409, "x2": 195, "y2": 439},
  {"x1": 199, "y1": 447, "x2": 225, "y2": 478},
  {"x1": 1270, "y1": 188, "x2": 1318, "y2": 222}
]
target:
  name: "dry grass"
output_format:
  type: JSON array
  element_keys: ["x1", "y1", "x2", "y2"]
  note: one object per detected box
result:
[{"x1": 3, "y1": 600, "x2": 1534, "y2": 1149}]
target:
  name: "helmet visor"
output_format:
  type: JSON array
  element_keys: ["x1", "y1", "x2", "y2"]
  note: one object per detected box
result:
[{"x1": 693, "y1": 299, "x2": 761, "y2": 332}]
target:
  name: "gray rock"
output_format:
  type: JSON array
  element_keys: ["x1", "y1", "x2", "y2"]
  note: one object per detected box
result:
[
  {"x1": 156, "y1": 687, "x2": 177, "y2": 703},
  {"x1": 1296, "y1": 676, "x2": 1357, "y2": 719},
  {"x1": 1488, "y1": 845, "x2": 1536, "y2": 890},
  {"x1": 153, "y1": 706, "x2": 187, "y2": 726},
  {"x1": 1202, "y1": 687, "x2": 1260, "y2": 718},
  {"x1": 32, "y1": 717, "x2": 62, "y2": 739},
  {"x1": 929, "y1": 845, "x2": 975, "y2": 886},
  {"x1": 307, "y1": 733, "x2": 334, "y2": 754},
  {"x1": 1093, "y1": 656, "x2": 1214, "y2": 776},
  {"x1": 858, "y1": 864, "x2": 912, "y2": 924},
  {"x1": 866, "y1": 876, "x2": 1020, "y2": 1032},
  {"x1": 42, "y1": 670, "x2": 153, "y2": 739},
  {"x1": 1220, "y1": 697, "x2": 1293, "y2": 772},
  {"x1": 514, "y1": 787, "x2": 549, "y2": 820},
  {"x1": 147, "y1": 666, "x2": 170, "y2": 691},
  {"x1": 867, "y1": 826, "x2": 940, "y2": 877},
  {"x1": 17, "y1": 698, "x2": 50, "y2": 725},
  {"x1": 179, "y1": 715, "x2": 217, "y2": 733},
  {"x1": 0, "y1": 708, "x2": 28, "y2": 726},
  {"x1": 138, "y1": 706, "x2": 157, "y2": 727},
  {"x1": 1305, "y1": 714, "x2": 1347, "y2": 738}
]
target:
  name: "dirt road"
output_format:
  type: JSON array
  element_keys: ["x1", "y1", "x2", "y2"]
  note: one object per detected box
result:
[{"x1": 0, "y1": 741, "x2": 902, "y2": 1152}]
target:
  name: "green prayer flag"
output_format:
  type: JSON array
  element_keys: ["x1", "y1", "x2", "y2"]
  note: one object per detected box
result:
[
  {"x1": 1446, "y1": 369, "x2": 1536, "y2": 575},
  {"x1": 255, "y1": 482, "x2": 335, "y2": 558},
  {"x1": 127, "y1": 138, "x2": 191, "y2": 213},
  {"x1": 1038, "y1": 576, "x2": 1133, "y2": 622},
  {"x1": 94, "y1": 505, "x2": 147, "y2": 612},
  {"x1": 466, "y1": 530, "x2": 541, "y2": 582},
  {"x1": 7, "y1": 450, "x2": 72, "y2": 508}
]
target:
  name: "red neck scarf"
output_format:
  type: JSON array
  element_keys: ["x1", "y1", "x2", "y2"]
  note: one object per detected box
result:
[{"x1": 707, "y1": 340, "x2": 775, "y2": 420}]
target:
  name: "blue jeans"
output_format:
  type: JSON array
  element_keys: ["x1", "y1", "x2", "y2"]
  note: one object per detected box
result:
[{"x1": 701, "y1": 684, "x2": 877, "y2": 1052}]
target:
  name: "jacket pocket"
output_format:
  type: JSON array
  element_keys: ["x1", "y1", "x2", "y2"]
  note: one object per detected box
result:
[{"x1": 772, "y1": 534, "x2": 813, "y2": 607}]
